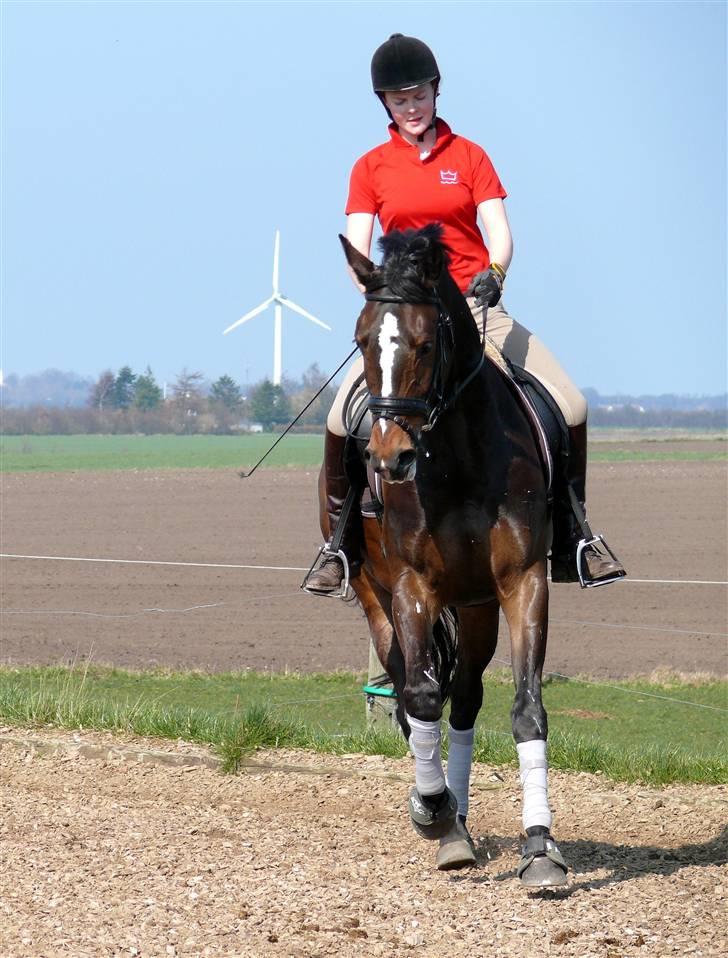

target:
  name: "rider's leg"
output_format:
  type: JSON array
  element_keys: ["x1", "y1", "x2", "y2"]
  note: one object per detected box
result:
[
  {"x1": 468, "y1": 299, "x2": 625, "y2": 585},
  {"x1": 305, "y1": 359, "x2": 365, "y2": 594}
]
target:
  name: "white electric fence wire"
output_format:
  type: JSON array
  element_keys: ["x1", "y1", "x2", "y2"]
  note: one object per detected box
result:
[
  {"x1": 2, "y1": 604, "x2": 226, "y2": 619},
  {"x1": 491, "y1": 656, "x2": 728, "y2": 713},
  {"x1": 2, "y1": 598, "x2": 725, "y2": 640},
  {"x1": 0, "y1": 553, "x2": 309, "y2": 572},
  {"x1": 550, "y1": 618, "x2": 727, "y2": 639},
  {"x1": 0, "y1": 592, "x2": 302, "y2": 620},
  {"x1": 1, "y1": 554, "x2": 727, "y2": 585}
]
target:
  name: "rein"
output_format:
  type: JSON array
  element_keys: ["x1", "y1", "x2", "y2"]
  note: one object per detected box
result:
[{"x1": 364, "y1": 288, "x2": 485, "y2": 446}]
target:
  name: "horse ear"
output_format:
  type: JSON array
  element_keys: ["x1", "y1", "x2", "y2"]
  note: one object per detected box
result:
[{"x1": 339, "y1": 234, "x2": 376, "y2": 287}]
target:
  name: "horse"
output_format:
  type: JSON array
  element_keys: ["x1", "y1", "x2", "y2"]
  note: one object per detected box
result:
[{"x1": 320, "y1": 224, "x2": 568, "y2": 886}]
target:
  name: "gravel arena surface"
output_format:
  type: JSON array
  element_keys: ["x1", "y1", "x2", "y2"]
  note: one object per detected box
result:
[
  {"x1": 1, "y1": 442, "x2": 727, "y2": 677},
  {"x1": 0, "y1": 731, "x2": 726, "y2": 958}
]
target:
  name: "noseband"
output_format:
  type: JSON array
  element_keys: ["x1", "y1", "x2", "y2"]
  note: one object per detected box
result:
[{"x1": 363, "y1": 288, "x2": 485, "y2": 447}]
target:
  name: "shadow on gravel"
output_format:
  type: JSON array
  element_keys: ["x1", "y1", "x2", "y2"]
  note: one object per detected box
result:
[{"x1": 448, "y1": 826, "x2": 728, "y2": 895}]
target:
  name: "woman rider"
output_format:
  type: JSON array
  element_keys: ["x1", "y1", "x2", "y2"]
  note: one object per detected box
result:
[{"x1": 307, "y1": 33, "x2": 625, "y2": 593}]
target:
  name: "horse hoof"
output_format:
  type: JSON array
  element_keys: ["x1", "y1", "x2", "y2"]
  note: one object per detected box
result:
[
  {"x1": 517, "y1": 833, "x2": 568, "y2": 888},
  {"x1": 436, "y1": 817, "x2": 476, "y2": 870},
  {"x1": 408, "y1": 786, "x2": 458, "y2": 840}
]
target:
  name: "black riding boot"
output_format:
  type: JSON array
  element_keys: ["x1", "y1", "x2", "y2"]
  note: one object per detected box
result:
[
  {"x1": 550, "y1": 423, "x2": 626, "y2": 586},
  {"x1": 305, "y1": 430, "x2": 363, "y2": 595}
]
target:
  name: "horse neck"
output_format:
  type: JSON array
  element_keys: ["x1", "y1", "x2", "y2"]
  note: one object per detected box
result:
[{"x1": 437, "y1": 271, "x2": 486, "y2": 386}]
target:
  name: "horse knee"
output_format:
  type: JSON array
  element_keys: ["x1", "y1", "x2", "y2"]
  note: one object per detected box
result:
[
  {"x1": 403, "y1": 681, "x2": 442, "y2": 722},
  {"x1": 511, "y1": 692, "x2": 548, "y2": 743}
]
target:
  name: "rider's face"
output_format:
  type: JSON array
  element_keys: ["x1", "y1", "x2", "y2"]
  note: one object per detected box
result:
[{"x1": 383, "y1": 83, "x2": 436, "y2": 137}]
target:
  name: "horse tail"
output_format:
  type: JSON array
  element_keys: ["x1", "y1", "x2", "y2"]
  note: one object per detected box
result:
[{"x1": 432, "y1": 607, "x2": 459, "y2": 705}]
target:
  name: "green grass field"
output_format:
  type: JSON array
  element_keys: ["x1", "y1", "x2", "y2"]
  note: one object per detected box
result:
[
  {"x1": 0, "y1": 666, "x2": 725, "y2": 784},
  {"x1": 0, "y1": 432, "x2": 725, "y2": 472}
]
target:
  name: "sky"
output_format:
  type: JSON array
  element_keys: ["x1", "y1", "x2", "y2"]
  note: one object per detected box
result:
[{"x1": 1, "y1": 0, "x2": 726, "y2": 396}]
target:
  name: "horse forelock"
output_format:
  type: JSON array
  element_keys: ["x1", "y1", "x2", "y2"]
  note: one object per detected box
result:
[{"x1": 373, "y1": 225, "x2": 450, "y2": 300}]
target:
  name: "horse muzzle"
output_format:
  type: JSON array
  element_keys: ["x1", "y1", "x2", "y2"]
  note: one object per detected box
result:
[{"x1": 365, "y1": 443, "x2": 417, "y2": 483}]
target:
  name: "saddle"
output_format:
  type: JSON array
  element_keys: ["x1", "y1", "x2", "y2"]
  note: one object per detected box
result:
[{"x1": 342, "y1": 339, "x2": 567, "y2": 515}]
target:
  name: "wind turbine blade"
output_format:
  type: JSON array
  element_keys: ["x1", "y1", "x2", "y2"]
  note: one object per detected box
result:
[
  {"x1": 272, "y1": 230, "x2": 280, "y2": 294},
  {"x1": 222, "y1": 296, "x2": 274, "y2": 335},
  {"x1": 278, "y1": 295, "x2": 331, "y2": 330}
]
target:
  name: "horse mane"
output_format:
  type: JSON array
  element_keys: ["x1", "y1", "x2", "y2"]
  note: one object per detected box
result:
[{"x1": 373, "y1": 224, "x2": 450, "y2": 299}]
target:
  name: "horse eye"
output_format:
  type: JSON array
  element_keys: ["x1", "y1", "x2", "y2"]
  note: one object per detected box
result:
[{"x1": 417, "y1": 342, "x2": 434, "y2": 357}]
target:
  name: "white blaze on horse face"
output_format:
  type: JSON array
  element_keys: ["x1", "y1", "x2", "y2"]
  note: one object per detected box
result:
[{"x1": 378, "y1": 311, "x2": 400, "y2": 435}]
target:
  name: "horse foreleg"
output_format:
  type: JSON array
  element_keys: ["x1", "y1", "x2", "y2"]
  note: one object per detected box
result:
[
  {"x1": 434, "y1": 602, "x2": 500, "y2": 871},
  {"x1": 447, "y1": 601, "x2": 500, "y2": 819},
  {"x1": 391, "y1": 577, "x2": 458, "y2": 841},
  {"x1": 500, "y1": 563, "x2": 568, "y2": 886}
]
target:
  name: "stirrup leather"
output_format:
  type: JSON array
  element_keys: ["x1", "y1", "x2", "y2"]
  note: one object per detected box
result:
[{"x1": 300, "y1": 544, "x2": 352, "y2": 599}]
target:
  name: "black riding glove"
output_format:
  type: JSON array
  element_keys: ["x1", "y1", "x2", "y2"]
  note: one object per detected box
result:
[{"x1": 467, "y1": 266, "x2": 504, "y2": 308}]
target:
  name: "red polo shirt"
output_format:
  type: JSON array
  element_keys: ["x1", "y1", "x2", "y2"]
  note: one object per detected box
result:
[{"x1": 346, "y1": 118, "x2": 507, "y2": 292}]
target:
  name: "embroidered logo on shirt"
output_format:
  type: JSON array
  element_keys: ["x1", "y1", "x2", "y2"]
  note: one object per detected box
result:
[{"x1": 440, "y1": 169, "x2": 459, "y2": 185}]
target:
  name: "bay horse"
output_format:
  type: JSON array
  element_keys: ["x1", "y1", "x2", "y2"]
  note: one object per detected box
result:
[{"x1": 324, "y1": 225, "x2": 568, "y2": 886}]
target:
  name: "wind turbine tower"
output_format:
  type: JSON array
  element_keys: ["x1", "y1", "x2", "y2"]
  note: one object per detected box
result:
[{"x1": 224, "y1": 231, "x2": 330, "y2": 385}]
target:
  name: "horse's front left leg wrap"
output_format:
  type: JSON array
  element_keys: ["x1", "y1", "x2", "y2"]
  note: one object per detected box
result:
[
  {"x1": 517, "y1": 739, "x2": 552, "y2": 831},
  {"x1": 446, "y1": 724, "x2": 475, "y2": 818},
  {"x1": 407, "y1": 714, "x2": 446, "y2": 796}
]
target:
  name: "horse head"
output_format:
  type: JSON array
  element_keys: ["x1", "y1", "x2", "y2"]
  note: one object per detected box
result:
[{"x1": 340, "y1": 225, "x2": 459, "y2": 483}]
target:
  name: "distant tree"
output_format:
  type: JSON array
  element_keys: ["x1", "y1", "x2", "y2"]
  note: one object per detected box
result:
[
  {"x1": 89, "y1": 370, "x2": 116, "y2": 410},
  {"x1": 209, "y1": 374, "x2": 243, "y2": 411},
  {"x1": 290, "y1": 362, "x2": 336, "y2": 427},
  {"x1": 110, "y1": 366, "x2": 137, "y2": 409},
  {"x1": 250, "y1": 379, "x2": 291, "y2": 429},
  {"x1": 171, "y1": 368, "x2": 205, "y2": 402},
  {"x1": 133, "y1": 367, "x2": 163, "y2": 410},
  {"x1": 169, "y1": 368, "x2": 206, "y2": 432}
]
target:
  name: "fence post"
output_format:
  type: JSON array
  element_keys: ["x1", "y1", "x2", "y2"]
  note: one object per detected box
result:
[{"x1": 364, "y1": 639, "x2": 398, "y2": 728}]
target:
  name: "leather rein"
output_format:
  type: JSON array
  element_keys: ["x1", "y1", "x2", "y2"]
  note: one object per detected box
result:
[{"x1": 363, "y1": 288, "x2": 485, "y2": 447}]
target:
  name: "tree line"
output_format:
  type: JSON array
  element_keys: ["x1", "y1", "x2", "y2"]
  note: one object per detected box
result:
[
  {"x1": 1, "y1": 365, "x2": 336, "y2": 435},
  {"x1": 2, "y1": 366, "x2": 725, "y2": 435}
]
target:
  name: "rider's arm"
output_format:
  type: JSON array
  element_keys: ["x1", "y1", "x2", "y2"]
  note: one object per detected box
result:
[
  {"x1": 478, "y1": 198, "x2": 514, "y2": 273},
  {"x1": 345, "y1": 213, "x2": 375, "y2": 293}
]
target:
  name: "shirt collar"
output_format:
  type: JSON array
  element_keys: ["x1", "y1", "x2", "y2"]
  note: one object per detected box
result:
[{"x1": 387, "y1": 117, "x2": 453, "y2": 154}]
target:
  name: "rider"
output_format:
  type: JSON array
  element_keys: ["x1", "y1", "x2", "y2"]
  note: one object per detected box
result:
[{"x1": 307, "y1": 33, "x2": 625, "y2": 592}]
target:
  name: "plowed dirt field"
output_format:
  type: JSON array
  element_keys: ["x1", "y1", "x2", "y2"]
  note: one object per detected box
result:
[{"x1": 2, "y1": 442, "x2": 726, "y2": 676}]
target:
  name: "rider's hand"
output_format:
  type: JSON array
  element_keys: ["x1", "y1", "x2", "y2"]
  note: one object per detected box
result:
[{"x1": 467, "y1": 265, "x2": 505, "y2": 308}]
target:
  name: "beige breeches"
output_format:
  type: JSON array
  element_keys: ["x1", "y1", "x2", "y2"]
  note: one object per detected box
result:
[{"x1": 327, "y1": 299, "x2": 587, "y2": 435}]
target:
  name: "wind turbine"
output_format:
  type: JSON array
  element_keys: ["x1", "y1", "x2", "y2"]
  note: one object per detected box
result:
[{"x1": 223, "y1": 230, "x2": 331, "y2": 385}]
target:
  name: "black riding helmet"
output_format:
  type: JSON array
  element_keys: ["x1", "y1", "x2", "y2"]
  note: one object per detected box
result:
[{"x1": 370, "y1": 33, "x2": 440, "y2": 92}]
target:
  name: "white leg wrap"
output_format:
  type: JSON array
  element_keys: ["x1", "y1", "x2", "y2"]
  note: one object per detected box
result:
[
  {"x1": 407, "y1": 714, "x2": 446, "y2": 796},
  {"x1": 517, "y1": 739, "x2": 552, "y2": 831},
  {"x1": 446, "y1": 724, "x2": 474, "y2": 818}
]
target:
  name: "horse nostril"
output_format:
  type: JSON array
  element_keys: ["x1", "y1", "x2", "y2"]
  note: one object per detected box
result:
[{"x1": 399, "y1": 449, "x2": 417, "y2": 471}]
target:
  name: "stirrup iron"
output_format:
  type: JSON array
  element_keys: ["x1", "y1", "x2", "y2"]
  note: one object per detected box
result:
[
  {"x1": 576, "y1": 534, "x2": 627, "y2": 589},
  {"x1": 301, "y1": 544, "x2": 352, "y2": 600},
  {"x1": 567, "y1": 485, "x2": 626, "y2": 589}
]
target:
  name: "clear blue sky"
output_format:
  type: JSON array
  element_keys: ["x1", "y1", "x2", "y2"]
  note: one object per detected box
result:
[{"x1": 2, "y1": 0, "x2": 726, "y2": 395}]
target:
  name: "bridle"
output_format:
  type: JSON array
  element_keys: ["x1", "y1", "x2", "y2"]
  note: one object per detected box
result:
[{"x1": 363, "y1": 286, "x2": 485, "y2": 448}]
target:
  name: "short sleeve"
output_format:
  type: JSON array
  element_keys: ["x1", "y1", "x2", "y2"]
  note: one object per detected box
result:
[
  {"x1": 345, "y1": 153, "x2": 379, "y2": 215},
  {"x1": 470, "y1": 144, "x2": 507, "y2": 205}
]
